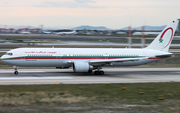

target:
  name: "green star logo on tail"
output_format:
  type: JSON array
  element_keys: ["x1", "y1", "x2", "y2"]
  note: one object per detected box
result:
[{"x1": 159, "y1": 39, "x2": 163, "y2": 43}]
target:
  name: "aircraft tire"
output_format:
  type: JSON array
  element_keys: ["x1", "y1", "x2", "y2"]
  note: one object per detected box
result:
[
  {"x1": 94, "y1": 71, "x2": 104, "y2": 75},
  {"x1": 88, "y1": 70, "x2": 92, "y2": 73},
  {"x1": 14, "y1": 71, "x2": 18, "y2": 75},
  {"x1": 100, "y1": 71, "x2": 104, "y2": 75},
  {"x1": 94, "y1": 71, "x2": 98, "y2": 75}
]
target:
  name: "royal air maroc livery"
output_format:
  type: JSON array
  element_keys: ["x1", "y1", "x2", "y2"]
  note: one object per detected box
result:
[{"x1": 1, "y1": 20, "x2": 179, "y2": 75}]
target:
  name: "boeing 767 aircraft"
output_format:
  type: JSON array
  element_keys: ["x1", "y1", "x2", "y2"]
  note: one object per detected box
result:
[{"x1": 1, "y1": 20, "x2": 179, "y2": 75}]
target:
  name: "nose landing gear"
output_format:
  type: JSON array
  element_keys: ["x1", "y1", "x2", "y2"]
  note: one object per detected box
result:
[
  {"x1": 14, "y1": 71, "x2": 18, "y2": 75},
  {"x1": 13, "y1": 66, "x2": 18, "y2": 75}
]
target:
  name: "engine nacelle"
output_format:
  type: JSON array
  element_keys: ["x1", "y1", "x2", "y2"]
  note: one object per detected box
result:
[{"x1": 73, "y1": 62, "x2": 93, "y2": 72}]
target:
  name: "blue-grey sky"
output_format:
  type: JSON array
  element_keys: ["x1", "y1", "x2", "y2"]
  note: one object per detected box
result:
[{"x1": 0, "y1": 0, "x2": 179, "y2": 29}]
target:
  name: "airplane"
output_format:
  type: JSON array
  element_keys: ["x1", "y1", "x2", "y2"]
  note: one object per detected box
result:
[
  {"x1": 41, "y1": 30, "x2": 52, "y2": 34},
  {"x1": 54, "y1": 29, "x2": 77, "y2": 35},
  {"x1": 19, "y1": 31, "x2": 31, "y2": 34},
  {"x1": 0, "y1": 20, "x2": 179, "y2": 75}
]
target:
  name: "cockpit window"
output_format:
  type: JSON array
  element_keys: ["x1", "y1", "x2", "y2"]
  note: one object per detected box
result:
[{"x1": 5, "y1": 53, "x2": 13, "y2": 56}]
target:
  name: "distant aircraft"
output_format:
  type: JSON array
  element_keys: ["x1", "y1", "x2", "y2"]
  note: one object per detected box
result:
[
  {"x1": 1, "y1": 20, "x2": 179, "y2": 75},
  {"x1": 54, "y1": 29, "x2": 77, "y2": 35},
  {"x1": 41, "y1": 30, "x2": 52, "y2": 34},
  {"x1": 19, "y1": 31, "x2": 31, "y2": 34}
]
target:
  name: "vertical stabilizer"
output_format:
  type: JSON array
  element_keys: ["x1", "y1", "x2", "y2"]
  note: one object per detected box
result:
[{"x1": 146, "y1": 20, "x2": 179, "y2": 52}]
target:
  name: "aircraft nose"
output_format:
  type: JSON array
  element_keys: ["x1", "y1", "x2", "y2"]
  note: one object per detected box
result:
[
  {"x1": 1, "y1": 55, "x2": 5, "y2": 61},
  {"x1": 0, "y1": 55, "x2": 8, "y2": 64},
  {"x1": 1, "y1": 55, "x2": 12, "y2": 65},
  {"x1": 1, "y1": 55, "x2": 3, "y2": 60}
]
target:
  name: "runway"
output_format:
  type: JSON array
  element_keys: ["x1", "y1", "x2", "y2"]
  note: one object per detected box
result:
[{"x1": 0, "y1": 68, "x2": 180, "y2": 85}]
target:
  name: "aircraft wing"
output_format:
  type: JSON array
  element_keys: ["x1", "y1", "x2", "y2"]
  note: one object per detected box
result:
[{"x1": 89, "y1": 57, "x2": 148, "y2": 65}]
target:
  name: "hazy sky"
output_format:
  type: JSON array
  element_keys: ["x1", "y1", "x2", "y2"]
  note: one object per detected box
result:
[{"x1": 0, "y1": 0, "x2": 179, "y2": 29}]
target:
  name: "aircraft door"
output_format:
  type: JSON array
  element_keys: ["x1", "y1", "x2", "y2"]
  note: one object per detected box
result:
[
  {"x1": 56, "y1": 53, "x2": 62, "y2": 59},
  {"x1": 21, "y1": 54, "x2": 25, "y2": 60},
  {"x1": 103, "y1": 53, "x2": 109, "y2": 59}
]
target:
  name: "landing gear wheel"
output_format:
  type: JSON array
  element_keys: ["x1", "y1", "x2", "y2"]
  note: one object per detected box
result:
[
  {"x1": 13, "y1": 66, "x2": 18, "y2": 75},
  {"x1": 94, "y1": 71, "x2": 98, "y2": 75},
  {"x1": 88, "y1": 70, "x2": 92, "y2": 73},
  {"x1": 94, "y1": 71, "x2": 104, "y2": 75},
  {"x1": 100, "y1": 71, "x2": 104, "y2": 75},
  {"x1": 14, "y1": 71, "x2": 18, "y2": 75}
]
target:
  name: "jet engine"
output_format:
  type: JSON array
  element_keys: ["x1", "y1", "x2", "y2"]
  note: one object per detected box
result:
[{"x1": 73, "y1": 62, "x2": 93, "y2": 72}]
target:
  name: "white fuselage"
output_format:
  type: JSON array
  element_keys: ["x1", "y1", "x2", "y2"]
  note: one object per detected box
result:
[{"x1": 0, "y1": 48, "x2": 172, "y2": 68}]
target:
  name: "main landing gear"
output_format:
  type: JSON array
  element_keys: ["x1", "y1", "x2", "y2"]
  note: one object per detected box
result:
[
  {"x1": 94, "y1": 71, "x2": 104, "y2": 75},
  {"x1": 88, "y1": 70, "x2": 104, "y2": 75},
  {"x1": 93, "y1": 67, "x2": 104, "y2": 75},
  {"x1": 13, "y1": 66, "x2": 18, "y2": 75}
]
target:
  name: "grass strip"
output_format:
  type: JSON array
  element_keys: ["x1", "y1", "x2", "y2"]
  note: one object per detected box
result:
[{"x1": 0, "y1": 83, "x2": 179, "y2": 112}]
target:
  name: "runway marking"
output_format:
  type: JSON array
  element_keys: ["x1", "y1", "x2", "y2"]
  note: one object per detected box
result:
[
  {"x1": 0, "y1": 77, "x2": 73, "y2": 80},
  {"x1": 52, "y1": 81, "x2": 62, "y2": 84}
]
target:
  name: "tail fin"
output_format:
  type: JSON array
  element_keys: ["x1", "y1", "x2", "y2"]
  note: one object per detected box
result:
[{"x1": 146, "y1": 20, "x2": 179, "y2": 52}]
